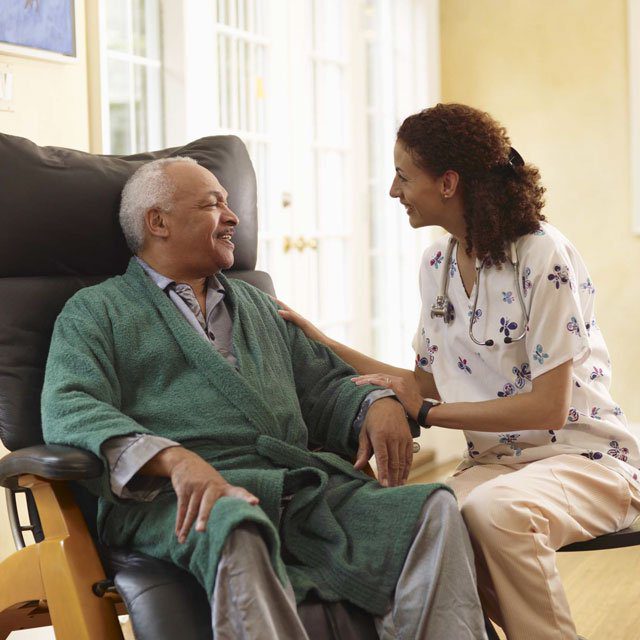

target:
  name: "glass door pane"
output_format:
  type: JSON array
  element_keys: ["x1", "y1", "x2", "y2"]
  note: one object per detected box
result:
[
  {"x1": 303, "y1": 0, "x2": 353, "y2": 340},
  {"x1": 108, "y1": 58, "x2": 132, "y2": 154},
  {"x1": 102, "y1": 0, "x2": 164, "y2": 154},
  {"x1": 214, "y1": 0, "x2": 293, "y2": 299}
]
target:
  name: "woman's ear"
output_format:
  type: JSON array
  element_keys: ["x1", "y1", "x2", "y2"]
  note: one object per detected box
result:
[
  {"x1": 441, "y1": 170, "x2": 460, "y2": 199},
  {"x1": 145, "y1": 207, "x2": 170, "y2": 239}
]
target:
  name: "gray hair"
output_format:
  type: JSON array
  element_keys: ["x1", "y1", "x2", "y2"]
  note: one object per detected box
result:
[{"x1": 119, "y1": 156, "x2": 199, "y2": 253}]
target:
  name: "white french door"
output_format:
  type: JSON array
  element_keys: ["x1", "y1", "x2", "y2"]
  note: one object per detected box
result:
[
  {"x1": 282, "y1": 0, "x2": 362, "y2": 344},
  {"x1": 211, "y1": 0, "x2": 365, "y2": 347}
]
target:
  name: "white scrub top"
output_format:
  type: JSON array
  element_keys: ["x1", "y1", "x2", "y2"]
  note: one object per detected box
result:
[{"x1": 413, "y1": 222, "x2": 640, "y2": 487}]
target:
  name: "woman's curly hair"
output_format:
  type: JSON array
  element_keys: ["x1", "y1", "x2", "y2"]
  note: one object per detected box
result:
[{"x1": 397, "y1": 103, "x2": 546, "y2": 265}]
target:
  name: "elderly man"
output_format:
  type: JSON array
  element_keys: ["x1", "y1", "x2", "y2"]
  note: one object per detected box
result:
[{"x1": 41, "y1": 157, "x2": 487, "y2": 639}]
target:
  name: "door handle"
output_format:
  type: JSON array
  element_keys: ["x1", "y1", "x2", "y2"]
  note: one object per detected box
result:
[
  {"x1": 281, "y1": 192, "x2": 292, "y2": 208},
  {"x1": 283, "y1": 236, "x2": 319, "y2": 253}
]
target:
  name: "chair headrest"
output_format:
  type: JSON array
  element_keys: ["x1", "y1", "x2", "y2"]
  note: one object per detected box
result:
[{"x1": 0, "y1": 133, "x2": 258, "y2": 277}]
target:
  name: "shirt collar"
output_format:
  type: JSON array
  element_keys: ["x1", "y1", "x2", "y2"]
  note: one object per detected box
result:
[{"x1": 135, "y1": 256, "x2": 225, "y2": 296}]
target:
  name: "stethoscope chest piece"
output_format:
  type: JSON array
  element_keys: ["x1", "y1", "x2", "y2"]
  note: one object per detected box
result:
[{"x1": 430, "y1": 296, "x2": 455, "y2": 323}]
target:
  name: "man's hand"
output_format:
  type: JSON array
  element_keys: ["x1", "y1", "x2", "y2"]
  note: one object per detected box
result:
[
  {"x1": 353, "y1": 398, "x2": 413, "y2": 487},
  {"x1": 141, "y1": 446, "x2": 259, "y2": 544}
]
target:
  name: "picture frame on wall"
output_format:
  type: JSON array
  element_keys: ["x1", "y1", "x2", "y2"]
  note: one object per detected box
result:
[{"x1": 0, "y1": 0, "x2": 77, "y2": 63}]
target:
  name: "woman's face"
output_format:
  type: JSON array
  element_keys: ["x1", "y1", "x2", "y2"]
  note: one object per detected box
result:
[{"x1": 389, "y1": 140, "x2": 450, "y2": 229}]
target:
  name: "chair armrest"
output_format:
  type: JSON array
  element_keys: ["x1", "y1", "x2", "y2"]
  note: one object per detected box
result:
[{"x1": 0, "y1": 444, "x2": 103, "y2": 490}]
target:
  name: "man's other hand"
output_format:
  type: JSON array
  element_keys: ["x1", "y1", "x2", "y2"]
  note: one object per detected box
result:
[
  {"x1": 354, "y1": 398, "x2": 413, "y2": 487},
  {"x1": 141, "y1": 446, "x2": 259, "y2": 544}
]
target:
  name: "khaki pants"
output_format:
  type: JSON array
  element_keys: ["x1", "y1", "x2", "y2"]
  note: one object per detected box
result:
[{"x1": 448, "y1": 454, "x2": 640, "y2": 640}]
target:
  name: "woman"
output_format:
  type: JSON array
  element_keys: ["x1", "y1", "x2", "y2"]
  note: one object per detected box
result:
[{"x1": 278, "y1": 103, "x2": 640, "y2": 640}]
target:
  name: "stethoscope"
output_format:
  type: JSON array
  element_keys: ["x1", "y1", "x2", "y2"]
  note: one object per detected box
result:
[{"x1": 430, "y1": 236, "x2": 529, "y2": 347}]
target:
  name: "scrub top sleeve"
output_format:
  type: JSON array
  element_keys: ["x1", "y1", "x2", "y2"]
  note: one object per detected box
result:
[
  {"x1": 413, "y1": 244, "x2": 445, "y2": 374},
  {"x1": 524, "y1": 243, "x2": 591, "y2": 380},
  {"x1": 412, "y1": 322, "x2": 433, "y2": 373},
  {"x1": 413, "y1": 300, "x2": 440, "y2": 373}
]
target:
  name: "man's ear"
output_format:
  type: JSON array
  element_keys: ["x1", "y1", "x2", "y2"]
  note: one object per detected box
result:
[{"x1": 145, "y1": 207, "x2": 170, "y2": 239}]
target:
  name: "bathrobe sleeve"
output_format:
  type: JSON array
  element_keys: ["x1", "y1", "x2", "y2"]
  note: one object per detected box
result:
[
  {"x1": 41, "y1": 299, "x2": 157, "y2": 499},
  {"x1": 283, "y1": 320, "x2": 380, "y2": 459}
]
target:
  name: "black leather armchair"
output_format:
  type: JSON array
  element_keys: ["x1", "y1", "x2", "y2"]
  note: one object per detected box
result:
[{"x1": 0, "y1": 133, "x2": 378, "y2": 639}]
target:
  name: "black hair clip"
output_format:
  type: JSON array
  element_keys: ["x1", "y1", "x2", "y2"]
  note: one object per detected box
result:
[{"x1": 507, "y1": 147, "x2": 524, "y2": 169}]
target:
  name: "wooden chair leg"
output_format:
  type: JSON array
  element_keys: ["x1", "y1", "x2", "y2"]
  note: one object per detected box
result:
[
  {"x1": 0, "y1": 543, "x2": 48, "y2": 639},
  {"x1": 0, "y1": 543, "x2": 45, "y2": 610},
  {"x1": 18, "y1": 475, "x2": 124, "y2": 640},
  {"x1": 0, "y1": 602, "x2": 52, "y2": 640}
]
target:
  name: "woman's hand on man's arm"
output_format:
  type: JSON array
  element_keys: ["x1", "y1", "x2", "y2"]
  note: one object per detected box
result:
[
  {"x1": 273, "y1": 297, "x2": 330, "y2": 344},
  {"x1": 350, "y1": 367, "x2": 440, "y2": 421},
  {"x1": 274, "y1": 297, "x2": 419, "y2": 383}
]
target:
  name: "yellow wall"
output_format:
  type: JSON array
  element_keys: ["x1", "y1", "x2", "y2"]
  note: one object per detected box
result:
[
  {"x1": 0, "y1": 0, "x2": 89, "y2": 149},
  {"x1": 441, "y1": 0, "x2": 640, "y2": 421}
]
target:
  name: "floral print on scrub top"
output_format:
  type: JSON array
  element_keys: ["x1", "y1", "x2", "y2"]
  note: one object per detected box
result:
[{"x1": 412, "y1": 222, "x2": 640, "y2": 487}]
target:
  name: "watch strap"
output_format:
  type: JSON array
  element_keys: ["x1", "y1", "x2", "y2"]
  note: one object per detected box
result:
[
  {"x1": 407, "y1": 416, "x2": 421, "y2": 438},
  {"x1": 417, "y1": 400, "x2": 436, "y2": 429}
]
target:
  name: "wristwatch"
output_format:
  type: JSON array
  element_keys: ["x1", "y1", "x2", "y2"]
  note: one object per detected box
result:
[{"x1": 417, "y1": 399, "x2": 439, "y2": 429}]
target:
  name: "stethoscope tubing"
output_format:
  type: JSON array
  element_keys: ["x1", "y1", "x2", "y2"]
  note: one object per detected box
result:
[{"x1": 431, "y1": 237, "x2": 530, "y2": 346}]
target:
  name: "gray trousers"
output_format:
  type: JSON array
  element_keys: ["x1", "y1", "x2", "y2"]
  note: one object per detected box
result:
[{"x1": 211, "y1": 489, "x2": 488, "y2": 640}]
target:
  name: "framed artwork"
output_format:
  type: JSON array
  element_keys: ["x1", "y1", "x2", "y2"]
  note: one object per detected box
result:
[{"x1": 0, "y1": 0, "x2": 76, "y2": 63}]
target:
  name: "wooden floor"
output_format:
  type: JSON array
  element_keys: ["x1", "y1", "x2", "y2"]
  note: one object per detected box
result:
[{"x1": 411, "y1": 460, "x2": 640, "y2": 640}]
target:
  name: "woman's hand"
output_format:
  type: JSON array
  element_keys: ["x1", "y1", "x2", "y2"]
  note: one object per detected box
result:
[
  {"x1": 272, "y1": 297, "x2": 329, "y2": 344},
  {"x1": 352, "y1": 374, "x2": 423, "y2": 421}
]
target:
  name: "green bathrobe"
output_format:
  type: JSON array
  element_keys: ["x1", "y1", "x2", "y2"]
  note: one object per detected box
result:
[{"x1": 42, "y1": 258, "x2": 444, "y2": 615}]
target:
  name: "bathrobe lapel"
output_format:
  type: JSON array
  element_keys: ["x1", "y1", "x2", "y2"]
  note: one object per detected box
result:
[{"x1": 123, "y1": 259, "x2": 282, "y2": 439}]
